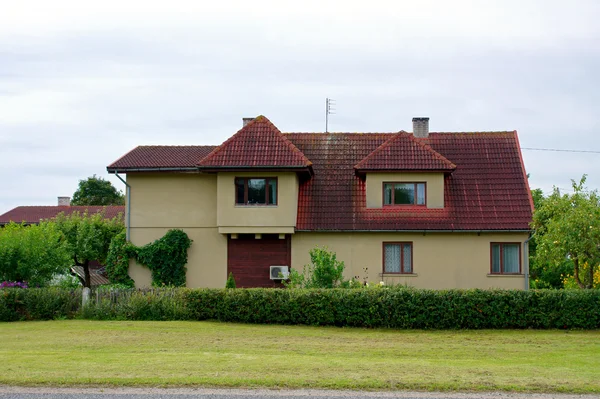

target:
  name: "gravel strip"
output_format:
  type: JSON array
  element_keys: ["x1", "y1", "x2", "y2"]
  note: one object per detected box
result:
[{"x1": 0, "y1": 386, "x2": 598, "y2": 399}]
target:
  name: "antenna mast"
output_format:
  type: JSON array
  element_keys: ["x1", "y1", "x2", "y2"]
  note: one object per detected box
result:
[{"x1": 325, "y1": 98, "x2": 336, "y2": 133}]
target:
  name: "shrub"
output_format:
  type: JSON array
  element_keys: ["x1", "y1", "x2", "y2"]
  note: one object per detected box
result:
[
  {"x1": 225, "y1": 272, "x2": 236, "y2": 289},
  {"x1": 284, "y1": 246, "x2": 346, "y2": 288},
  {"x1": 81, "y1": 288, "x2": 190, "y2": 320},
  {"x1": 184, "y1": 287, "x2": 600, "y2": 329},
  {"x1": 0, "y1": 288, "x2": 81, "y2": 321},
  {"x1": 2, "y1": 287, "x2": 600, "y2": 329},
  {"x1": 105, "y1": 231, "x2": 135, "y2": 287}
]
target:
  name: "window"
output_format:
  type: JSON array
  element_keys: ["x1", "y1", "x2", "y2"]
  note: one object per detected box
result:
[
  {"x1": 491, "y1": 243, "x2": 521, "y2": 274},
  {"x1": 383, "y1": 183, "x2": 426, "y2": 206},
  {"x1": 235, "y1": 178, "x2": 277, "y2": 205},
  {"x1": 383, "y1": 242, "x2": 413, "y2": 274}
]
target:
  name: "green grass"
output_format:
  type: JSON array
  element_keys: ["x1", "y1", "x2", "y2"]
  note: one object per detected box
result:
[{"x1": 0, "y1": 321, "x2": 598, "y2": 393}]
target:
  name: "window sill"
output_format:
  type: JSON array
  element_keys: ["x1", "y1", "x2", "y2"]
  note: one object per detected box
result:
[
  {"x1": 381, "y1": 273, "x2": 418, "y2": 277},
  {"x1": 234, "y1": 205, "x2": 278, "y2": 208},
  {"x1": 487, "y1": 274, "x2": 524, "y2": 278}
]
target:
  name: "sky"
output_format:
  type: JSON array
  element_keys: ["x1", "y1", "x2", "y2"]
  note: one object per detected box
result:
[{"x1": 1, "y1": 0, "x2": 599, "y2": 213}]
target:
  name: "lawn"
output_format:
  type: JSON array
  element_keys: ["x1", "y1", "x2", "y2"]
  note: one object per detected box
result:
[{"x1": 0, "y1": 321, "x2": 598, "y2": 393}]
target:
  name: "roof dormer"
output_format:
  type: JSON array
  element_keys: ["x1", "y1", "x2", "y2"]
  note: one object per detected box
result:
[{"x1": 355, "y1": 131, "x2": 456, "y2": 210}]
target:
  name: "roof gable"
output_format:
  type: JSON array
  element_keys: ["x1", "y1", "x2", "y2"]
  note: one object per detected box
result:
[
  {"x1": 354, "y1": 132, "x2": 456, "y2": 172},
  {"x1": 197, "y1": 116, "x2": 312, "y2": 169}
]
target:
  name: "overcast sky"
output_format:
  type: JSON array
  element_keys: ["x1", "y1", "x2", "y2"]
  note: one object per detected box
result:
[{"x1": 1, "y1": 0, "x2": 599, "y2": 213}]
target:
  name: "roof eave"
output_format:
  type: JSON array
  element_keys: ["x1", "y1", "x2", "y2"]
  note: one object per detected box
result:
[
  {"x1": 196, "y1": 165, "x2": 314, "y2": 176},
  {"x1": 354, "y1": 167, "x2": 456, "y2": 177},
  {"x1": 107, "y1": 167, "x2": 199, "y2": 173}
]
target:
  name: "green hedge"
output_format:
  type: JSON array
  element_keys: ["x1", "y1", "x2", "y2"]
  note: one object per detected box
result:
[
  {"x1": 0, "y1": 288, "x2": 81, "y2": 321},
  {"x1": 184, "y1": 288, "x2": 600, "y2": 329},
  {"x1": 2, "y1": 287, "x2": 600, "y2": 328},
  {"x1": 80, "y1": 288, "x2": 190, "y2": 321}
]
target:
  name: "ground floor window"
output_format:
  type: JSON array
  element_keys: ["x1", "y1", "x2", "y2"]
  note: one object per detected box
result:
[
  {"x1": 491, "y1": 243, "x2": 521, "y2": 274},
  {"x1": 383, "y1": 242, "x2": 413, "y2": 274}
]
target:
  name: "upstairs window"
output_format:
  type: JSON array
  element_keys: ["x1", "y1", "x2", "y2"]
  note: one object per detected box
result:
[
  {"x1": 235, "y1": 178, "x2": 277, "y2": 205},
  {"x1": 383, "y1": 182, "x2": 426, "y2": 206},
  {"x1": 491, "y1": 243, "x2": 521, "y2": 274}
]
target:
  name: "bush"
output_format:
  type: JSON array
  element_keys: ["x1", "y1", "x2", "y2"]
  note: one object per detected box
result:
[
  {"x1": 284, "y1": 246, "x2": 346, "y2": 288},
  {"x1": 0, "y1": 288, "x2": 81, "y2": 321},
  {"x1": 2, "y1": 287, "x2": 600, "y2": 328},
  {"x1": 80, "y1": 288, "x2": 190, "y2": 321},
  {"x1": 184, "y1": 287, "x2": 600, "y2": 329},
  {"x1": 105, "y1": 231, "x2": 135, "y2": 287},
  {"x1": 225, "y1": 272, "x2": 236, "y2": 289}
]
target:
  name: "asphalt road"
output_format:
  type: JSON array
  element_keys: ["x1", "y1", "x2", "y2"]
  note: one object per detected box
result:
[{"x1": 0, "y1": 388, "x2": 597, "y2": 399}]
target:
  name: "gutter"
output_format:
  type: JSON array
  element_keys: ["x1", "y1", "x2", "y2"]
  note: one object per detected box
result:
[
  {"x1": 523, "y1": 231, "x2": 535, "y2": 291},
  {"x1": 114, "y1": 173, "x2": 131, "y2": 241},
  {"x1": 108, "y1": 167, "x2": 198, "y2": 173},
  {"x1": 294, "y1": 229, "x2": 531, "y2": 233}
]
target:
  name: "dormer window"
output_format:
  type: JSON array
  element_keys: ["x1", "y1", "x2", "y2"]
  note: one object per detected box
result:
[
  {"x1": 383, "y1": 182, "x2": 426, "y2": 206},
  {"x1": 235, "y1": 178, "x2": 278, "y2": 205}
]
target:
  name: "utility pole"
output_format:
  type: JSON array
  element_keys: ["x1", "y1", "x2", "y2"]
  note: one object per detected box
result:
[{"x1": 325, "y1": 98, "x2": 336, "y2": 133}]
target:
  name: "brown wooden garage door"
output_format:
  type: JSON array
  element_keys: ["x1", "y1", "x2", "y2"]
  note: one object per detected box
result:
[{"x1": 227, "y1": 234, "x2": 291, "y2": 288}]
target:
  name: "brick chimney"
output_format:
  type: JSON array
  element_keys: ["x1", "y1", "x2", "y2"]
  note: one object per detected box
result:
[
  {"x1": 58, "y1": 196, "x2": 71, "y2": 206},
  {"x1": 243, "y1": 117, "x2": 254, "y2": 127},
  {"x1": 412, "y1": 117, "x2": 430, "y2": 138}
]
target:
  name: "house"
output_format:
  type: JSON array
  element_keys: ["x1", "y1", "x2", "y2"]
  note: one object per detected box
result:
[
  {"x1": 0, "y1": 197, "x2": 124, "y2": 226},
  {"x1": 0, "y1": 197, "x2": 125, "y2": 286},
  {"x1": 107, "y1": 116, "x2": 533, "y2": 290}
]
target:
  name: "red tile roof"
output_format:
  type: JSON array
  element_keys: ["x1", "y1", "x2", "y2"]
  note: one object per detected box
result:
[
  {"x1": 197, "y1": 116, "x2": 312, "y2": 170},
  {"x1": 289, "y1": 132, "x2": 532, "y2": 231},
  {"x1": 354, "y1": 132, "x2": 456, "y2": 172},
  {"x1": 107, "y1": 146, "x2": 216, "y2": 171},
  {"x1": 0, "y1": 206, "x2": 124, "y2": 225},
  {"x1": 106, "y1": 122, "x2": 532, "y2": 231}
]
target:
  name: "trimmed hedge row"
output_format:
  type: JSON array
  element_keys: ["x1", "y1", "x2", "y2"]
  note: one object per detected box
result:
[
  {"x1": 2, "y1": 287, "x2": 600, "y2": 328},
  {"x1": 184, "y1": 288, "x2": 600, "y2": 329},
  {"x1": 0, "y1": 288, "x2": 81, "y2": 321}
]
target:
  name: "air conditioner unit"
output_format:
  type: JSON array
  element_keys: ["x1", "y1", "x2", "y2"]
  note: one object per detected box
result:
[{"x1": 270, "y1": 265, "x2": 289, "y2": 280}]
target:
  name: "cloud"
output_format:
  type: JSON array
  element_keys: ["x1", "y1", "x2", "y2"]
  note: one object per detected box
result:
[{"x1": 1, "y1": 0, "x2": 600, "y2": 213}]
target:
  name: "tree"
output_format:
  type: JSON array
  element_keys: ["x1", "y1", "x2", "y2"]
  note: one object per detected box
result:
[
  {"x1": 71, "y1": 175, "x2": 125, "y2": 206},
  {"x1": 54, "y1": 211, "x2": 124, "y2": 288},
  {"x1": 0, "y1": 222, "x2": 71, "y2": 286},
  {"x1": 533, "y1": 175, "x2": 600, "y2": 289}
]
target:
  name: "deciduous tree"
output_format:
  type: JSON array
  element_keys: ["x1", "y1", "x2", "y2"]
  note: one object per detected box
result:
[
  {"x1": 533, "y1": 175, "x2": 600, "y2": 289},
  {"x1": 0, "y1": 222, "x2": 71, "y2": 286},
  {"x1": 71, "y1": 175, "x2": 125, "y2": 206},
  {"x1": 54, "y1": 211, "x2": 124, "y2": 288}
]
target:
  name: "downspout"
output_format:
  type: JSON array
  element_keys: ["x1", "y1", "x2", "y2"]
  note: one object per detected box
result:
[
  {"x1": 523, "y1": 231, "x2": 535, "y2": 291},
  {"x1": 115, "y1": 173, "x2": 131, "y2": 241}
]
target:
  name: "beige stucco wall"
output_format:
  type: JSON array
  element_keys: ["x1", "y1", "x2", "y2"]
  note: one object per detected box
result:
[
  {"x1": 128, "y1": 173, "x2": 218, "y2": 228},
  {"x1": 129, "y1": 227, "x2": 227, "y2": 288},
  {"x1": 126, "y1": 172, "x2": 227, "y2": 288},
  {"x1": 216, "y1": 172, "x2": 299, "y2": 233},
  {"x1": 366, "y1": 172, "x2": 445, "y2": 208},
  {"x1": 291, "y1": 232, "x2": 529, "y2": 290},
  {"x1": 125, "y1": 172, "x2": 527, "y2": 290}
]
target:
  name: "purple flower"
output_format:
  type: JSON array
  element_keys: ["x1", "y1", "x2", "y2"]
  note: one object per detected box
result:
[{"x1": 0, "y1": 281, "x2": 28, "y2": 289}]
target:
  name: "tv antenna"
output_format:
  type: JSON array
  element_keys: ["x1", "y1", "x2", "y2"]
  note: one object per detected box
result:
[{"x1": 325, "y1": 98, "x2": 336, "y2": 133}]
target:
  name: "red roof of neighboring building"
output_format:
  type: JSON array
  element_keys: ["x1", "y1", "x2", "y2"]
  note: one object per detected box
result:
[
  {"x1": 0, "y1": 206, "x2": 124, "y2": 225},
  {"x1": 354, "y1": 132, "x2": 456, "y2": 172},
  {"x1": 197, "y1": 116, "x2": 313, "y2": 170},
  {"x1": 107, "y1": 146, "x2": 216, "y2": 171}
]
